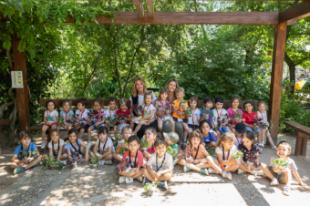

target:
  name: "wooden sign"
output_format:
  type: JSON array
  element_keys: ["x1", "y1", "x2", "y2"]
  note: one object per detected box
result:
[{"x1": 11, "y1": 71, "x2": 24, "y2": 88}]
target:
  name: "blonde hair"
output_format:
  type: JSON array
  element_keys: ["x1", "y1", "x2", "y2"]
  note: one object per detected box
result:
[
  {"x1": 132, "y1": 77, "x2": 147, "y2": 97},
  {"x1": 188, "y1": 130, "x2": 202, "y2": 146},
  {"x1": 218, "y1": 132, "x2": 236, "y2": 146},
  {"x1": 277, "y1": 141, "x2": 292, "y2": 155}
]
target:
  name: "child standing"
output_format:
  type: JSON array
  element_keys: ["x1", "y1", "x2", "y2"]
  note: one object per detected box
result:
[
  {"x1": 104, "y1": 98, "x2": 118, "y2": 131},
  {"x1": 155, "y1": 89, "x2": 174, "y2": 132},
  {"x1": 227, "y1": 97, "x2": 243, "y2": 131},
  {"x1": 48, "y1": 129, "x2": 65, "y2": 161},
  {"x1": 187, "y1": 96, "x2": 201, "y2": 131},
  {"x1": 141, "y1": 128, "x2": 157, "y2": 160},
  {"x1": 200, "y1": 97, "x2": 213, "y2": 122},
  {"x1": 118, "y1": 135, "x2": 144, "y2": 184},
  {"x1": 90, "y1": 127, "x2": 115, "y2": 165},
  {"x1": 144, "y1": 138, "x2": 174, "y2": 191},
  {"x1": 133, "y1": 92, "x2": 156, "y2": 137},
  {"x1": 178, "y1": 131, "x2": 222, "y2": 176},
  {"x1": 210, "y1": 97, "x2": 229, "y2": 135},
  {"x1": 41, "y1": 100, "x2": 59, "y2": 149},
  {"x1": 263, "y1": 141, "x2": 307, "y2": 195},
  {"x1": 172, "y1": 87, "x2": 190, "y2": 147},
  {"x1": 199, "y1": 120, "x2": 218, "y2": 149},
  {"x1": 74, "y1": 101, "x2": 90, "y2": 139},
  {"x1": 116, "y1": 99, "x2": 131, "y2": 132},
  {"x1": 11, "y1": 131, "x2": 42, "y2": 174},
  {"x1": 238, "y1": 131, "x2": 263, "y2": 174},
  {"x1": 88, "y1": 100, "x2": 105, "y2": 138},
  {"x1": 114, "y1": 126, "x2": 133, "y2": 162},
  {"x1": 216, "y1": 132, "x2": 240, "y2": 180},
  {"x1": 257, "y1": 101, "x2": 276, "y2": 149},
  {"x1": 64, "y1": 129, "x2": 89, "y2": 164},
  {"x1": 59, "y1": 101, "x2": 74, "y2": 131}
]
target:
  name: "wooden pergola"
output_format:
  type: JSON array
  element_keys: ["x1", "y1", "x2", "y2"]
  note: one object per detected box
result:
[{"x1": 10, "y1": 0, "x2": 310, "y2": 140}]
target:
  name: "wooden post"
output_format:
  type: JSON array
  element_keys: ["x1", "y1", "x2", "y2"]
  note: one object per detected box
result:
[
  {"x1": 11, "y1": 36, "x2": 30, "y2": 131},
  {"x1": 269, "y1": 22, "x2": 287, "y2": 141}
]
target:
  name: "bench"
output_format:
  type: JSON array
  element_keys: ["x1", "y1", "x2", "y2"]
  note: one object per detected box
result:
[{"x1": 285, "y1": 120, "x2": 310, "y2": 156}]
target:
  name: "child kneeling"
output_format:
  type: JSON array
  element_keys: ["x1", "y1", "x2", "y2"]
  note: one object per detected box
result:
[{"x1": 117, "y1": 135, "x2": 144, "y2": 184}]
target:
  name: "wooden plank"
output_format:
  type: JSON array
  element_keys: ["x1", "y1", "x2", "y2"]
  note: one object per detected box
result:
[
  {"x1": 11, "y1": 36, "x2": 30, "y2": 131},
  {"x1": 295, "y1": 131, "x2": 303, "y2": 155},
  {"x1": 285, "y1": 120, "x2": 310, "y2": 135},
  {"x1": 269, "y1": 22, "x2": 287, "y2": 140},
  {"x1": 279, "y1": 0, "x2": 310, "y2": 24},
  {"x1": 67, "y1": 12, "x2": 279, "y2": 25},
  {"x1": 133, "y1": 0, "x2": 144, "y2": 17},
  {"x1": 146, "y1": 0, "x2": 154, "y2": 17}
]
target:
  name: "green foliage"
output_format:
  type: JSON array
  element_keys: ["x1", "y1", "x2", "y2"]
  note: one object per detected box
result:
[{"x1": 42, "y1": 155, "x2": 65, "y2": 170}]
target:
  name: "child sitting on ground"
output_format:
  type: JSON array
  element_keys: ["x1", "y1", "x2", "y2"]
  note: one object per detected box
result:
[
  {"x1": 88, "y1": 100, "x2": 105, "y2": 139},
  {"x1": 141, "y1": 128, "x2": 157, "y2": 160},
  {"x1": 104, "y1": 98, "x2": 118, "y2": 131},
  {"x1": 59, "y1": 101, "x2": 74, "y2": 131},
  {"x1": 114, "y1": 126, "x2": 133, "y2": 162},
  {"x1": 48, "y1": 129, "x2": 65, "y2": 161},
  {"x1": 238, "y1": 131, "x2": 263, "y2": 175},
  {"x1": 234, "y1": 123, "x2": 246, "y2": 146},
  {"x1": 118, "y1": 135, "x2": 144, "y2": 184},
  {"x1": 11, "y1": 131, "x2": 42, "y2": 174},
  {"x1": 199, "y1": 120, "x2": 218, "y2": 149},
  {"x1": 210, "y1": 97, "x2": 229, "y2": 135},
  {"x1": 178, "y1": 130, "x2": 222, "y2": 176},
  {"x1": 64, "y1": 129, "x2": 89, "y2": 165},
  {"x1": 200, "y1": 97, "x2": 213, "y2": 122},
  {"x1": 155, "y1": 89, "x2": 174, "y2": 132},
  {"x1": 115, "y1": 99, "x2": 131, "y2": 132},
  {"x1": 144, "y1": 138, "x2": 174, "y2": 191},
  {"x1": 74, "y1": 101, "x2": 90, "y2": 139},
  {"x1": 263, "y1": 141, "x2": 307, "y2": 196},
  {"x1": 187, "y1": 96, "x2": 201, "y2": 131},
  {"x1": 133, "y1": 92, "x2": 157, "y2": 136},
  {"x1": 216, "y1": 132, "x2": 240, "y2": 180},
  {"x1": 90, "y1": 127, "x2": 115, "y2": 166},
  {"x1": 41, "y1": 100, "x2": 59, "y2": 149}
]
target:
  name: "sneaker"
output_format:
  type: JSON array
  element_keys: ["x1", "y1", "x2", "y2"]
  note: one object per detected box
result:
[
  {"x1": 183, "y1": 165, "x2": 191, "y2": 173},
  {"x1": 283, "y1": 186, "x2": 291, "y2": 196},
  {"x1": 158, "y1": 181, "x2": 168, "y2": 191},
  {"x1": 13, "y1": 167, "x2": 25, "y2": 175},
  {"x1": 270, "y1": 178, "x2": 279, "y2": 186},
  {"x1": 119, "y1": 176, "x2": 126, "y2": 184},
  {"x1": 226, "y1": 172, "x2": 232, "y2": 180},
  {"x1": 125, "y1": 177, "x2": 134, "y2": 184},
  {"x1": 200, "y1": 168, "x2": 209, "y2": 176},
  {"x1": 105, "y1": 160, "x2": 113, "y2": 165},
  {"x1": 98, "y1": 160, "x2": 105, "y2": 166},
  {"x1": 208, "y1": 168, "x2": 216, "y2": 174},
  {"x1": 238, "y1": 169, "x2": 244, "y2": 174}
]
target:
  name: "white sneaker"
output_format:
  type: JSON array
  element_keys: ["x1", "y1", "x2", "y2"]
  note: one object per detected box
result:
[
  {"x1": 238, "y1": 169, "x2": 244, "y2": 174},
  {"x1": 226, "y1": 172, "x2": 232, "y2": 180},
  {"x1": 283, "y1": 186, "x2": 291, "y2": 196},
  {"x1": 270, "y1": 178, "x2": 279, "y2": 186},
  {"x1": 208, "y1": 168, "x2": 215, "y2": 174},
  {"x1": 119, "y1": 176, "x2": 126, "y2": 184},
  {"x1": 125, "y1": 177, "x2": 134, "y2": 184}
]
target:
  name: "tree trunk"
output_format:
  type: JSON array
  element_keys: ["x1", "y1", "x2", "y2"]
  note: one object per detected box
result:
[{"x1": 284, "y1": 52, "x2": 296, "y2": 95}]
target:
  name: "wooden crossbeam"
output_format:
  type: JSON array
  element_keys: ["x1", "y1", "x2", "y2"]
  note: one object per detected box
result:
[
  {"x1": 279, "y1": 0, "x2": 310, "y2": 24},
  {"x1": 66, "y1": 12, "x2": 278, "y2": 25},
  {"x1": 133, "y1": 0, "x2": 144, "y2": 17}
]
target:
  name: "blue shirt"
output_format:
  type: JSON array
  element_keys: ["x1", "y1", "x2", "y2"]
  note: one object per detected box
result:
[
  {"x1": 203, "y1": 131, "x2": 218, "y2": 144},
  {"x1": 14, "y1": 143, "x2": 37, "y2": 160}
]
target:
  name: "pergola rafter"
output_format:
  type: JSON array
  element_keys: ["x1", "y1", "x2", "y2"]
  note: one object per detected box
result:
[{"x1": 7, "y1": 1, "x2": 310, "y2": 140}]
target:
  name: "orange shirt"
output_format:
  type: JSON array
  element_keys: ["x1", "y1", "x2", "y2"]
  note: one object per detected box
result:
[{"x1": 172, "y1": 99, "x2": 188, "y2": 120}]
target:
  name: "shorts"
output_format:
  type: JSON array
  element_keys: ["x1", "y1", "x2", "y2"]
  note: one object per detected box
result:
[{"x1": 268, "y1": 166, "x2": 288, "y2": 184}]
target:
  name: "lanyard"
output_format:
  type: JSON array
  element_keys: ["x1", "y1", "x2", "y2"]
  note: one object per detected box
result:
[
  {"x1": 70, "y1": 141, "x2": 82, "y2": 155},
  {"x1": 193, "y1": 144, "x2": 200, "y2": 160},
  {"x1": 156, "y1": 153, "x2": 166, "y2": 172},
  {"x1": 222, "y1": 146, "x2": 230, "y2": 161},
  {"x1": 129, "y1": 151, "x2": 138, "y2": 168},
  {"x1": 52, "y1": 140, "x2": 60, "y2": 157},
  {"x1": 20, "y1": 144, "x2": 31, "y2": 158},
  {"x1": 98, "y1": 138, "x2": 108, "y2": 154}
]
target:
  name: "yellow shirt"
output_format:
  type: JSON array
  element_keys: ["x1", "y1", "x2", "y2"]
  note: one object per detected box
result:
[{"x1": 172, "y1": 99, "x2": 188, "y2": 120}]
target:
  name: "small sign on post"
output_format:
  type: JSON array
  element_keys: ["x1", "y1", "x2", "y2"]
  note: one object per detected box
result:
[{"x1": 11, "y1": 71, "x2": 24, "y2": 88}]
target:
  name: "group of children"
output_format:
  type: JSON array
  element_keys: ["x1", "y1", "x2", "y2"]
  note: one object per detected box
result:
[{"x1": 10, "y1": 90, "x2": 308, "y2": 195}]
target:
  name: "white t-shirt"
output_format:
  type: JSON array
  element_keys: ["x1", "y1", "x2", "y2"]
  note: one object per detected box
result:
[
  {"x1": 75, "y1": 109, "x2": 90, "y2": 124},
  {"x1": 48, "y1": 139, "x2": 65, "y2": 153},
  {"x1": 147, "y1": 153, "x2": 173, "y2": 172},
  {"x1": 96, "y1": 138, "x2": 115, "y2": 153},
  {"x1": 44, "y1": 110, "x2": 59, "y2": 124},
  {"x1": 104, "y1": 109, "x2": 117, "y2": 119},
  {"x1": 187, "y1": 108, "x2": 201, "y2": 126},
  {"x1": 216, "y1": 145, "x2": 238, "y2": 161}
]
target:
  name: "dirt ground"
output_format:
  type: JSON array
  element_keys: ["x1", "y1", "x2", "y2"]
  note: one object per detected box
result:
[{"x1": 1, "y1": 134, "x2": 310, "y2": 206}]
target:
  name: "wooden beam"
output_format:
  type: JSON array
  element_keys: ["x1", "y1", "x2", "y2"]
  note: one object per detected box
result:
[
  {"x1": 146, "y1": 0, "x2": 154, "y2": 17},
  {"x1": 11, "y1": 36, "x2": 30, "y2": 131},
  {"x1": 279, "y1": 0, "x2": 310, "y2": 24},
  {"x1": 67, "y1": 12, "x2": 278, "y2": 25},
  {"x1": 269, "y1": 22, "x2": 287, "y2": 140},
  {"x1": 133, "y1": 0, "x2": 144, "y2": 17}
]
